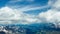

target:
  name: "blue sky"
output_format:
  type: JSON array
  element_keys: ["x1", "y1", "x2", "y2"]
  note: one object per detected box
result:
[
  {"x1": 0, "y1": 0, "x2": 50, "y2": 15},
  {"x1": 0, "y1": 0, "x2": 52, "y2": 24},
  {"x1": 0, "y1": 0, "x2": 48, "y2": 7},
  {"x1": 0, "y1": 0, "x2": 10, "y2": 8},
  {"x1": 0, "y1": 0, "x2": 60, "y2": 27}
]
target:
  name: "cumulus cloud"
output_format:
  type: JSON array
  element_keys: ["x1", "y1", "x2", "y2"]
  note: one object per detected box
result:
[
  {"x1": 52, "y1": 0, "x2": 60, "y2": 8},
  {"x1": 38, "y1": 0, "x2": 60, "y2": 28},
  {"x1": 0, "y1": 6, "x2": 41, "y2": 24},
  {"x1": 0, "y1": 7, "x2": 20, "y2": 20},
  {"x1": 0, "y1": 0, "x2": 60, "y2": 25},
  {"x1": 39, "y1": 9, "x2": 60, "y2": 23}
]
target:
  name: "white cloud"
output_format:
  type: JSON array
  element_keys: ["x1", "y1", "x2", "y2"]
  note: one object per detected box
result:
[
  {"x1": 0, "y1": 6, "x2": 41, "y2": 24},
  {"x1": 0, "y1": 21, "x2": 12, "y2": 24},
  {"x1": 39, "y1": 9, "x2": 60, "y2": 23},
  {"x1": 0, "y1": 0, "x2": 52, "y2": 24},
  {"x1": 38, "y1": 0, "x2": 60, "y2": 28},
  {"x1": 52, "y1": 0, "x2": 60, "y2": 8},
  {"x1": 17, "y1": 5, "x2": 49, "y2": 12},
  {"x1": 17, "y1": 14, "x2": 40, "y2": 24},
  {"x1": 38, "y1": 9, "x2": 60, "y2": 28},
  {"x1": 1, "y1": 0, "x2": 60, "y2": 25},
  {"x1": 48, "y1": 0, "x2": 56, "y2": 5},
  {"x1": 0, "y1": 7, "x2": 20, "y2": 20}
]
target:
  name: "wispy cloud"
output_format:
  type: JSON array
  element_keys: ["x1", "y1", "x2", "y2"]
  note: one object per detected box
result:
[{"x1": 19, "y1": 5, "x2": 50, "y2": 12}]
